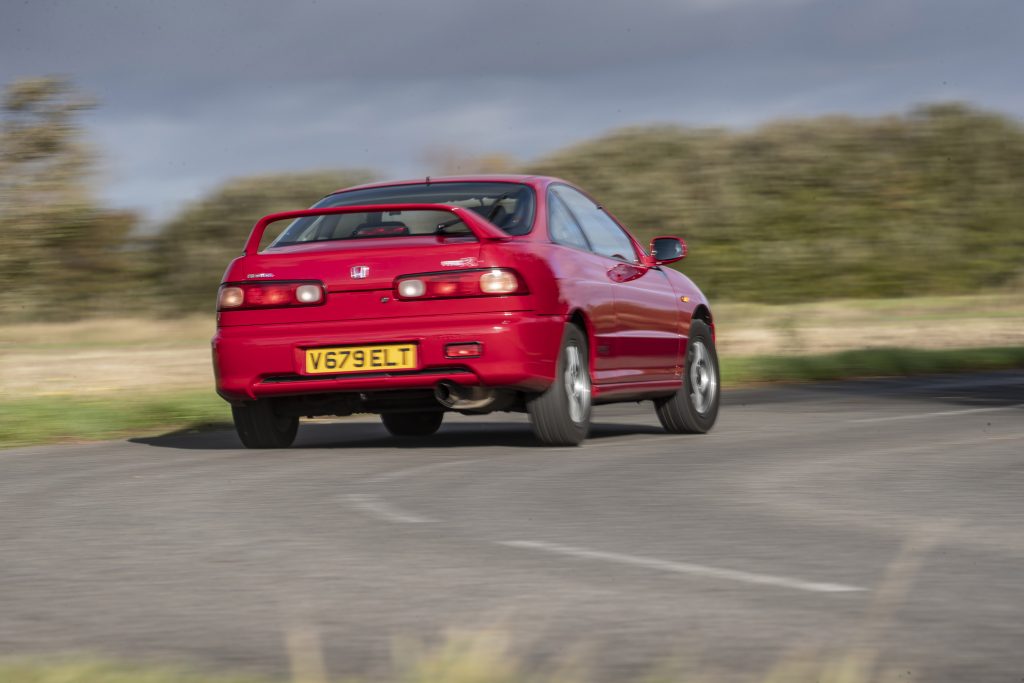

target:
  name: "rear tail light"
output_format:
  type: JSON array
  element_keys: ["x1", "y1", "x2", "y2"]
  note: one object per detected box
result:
[
  {"x1": 479, "y1": 269, "x2": 519, "y2": 294},
  {"x1": 217, "y1": 281, "x2": 325, "y2": 310},
  {"x1": 394, "y1": 269, "x2": 527, "y2": 300}
]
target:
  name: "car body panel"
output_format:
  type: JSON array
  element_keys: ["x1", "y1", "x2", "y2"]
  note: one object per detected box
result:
[
  {"x1": 214, "y1": 310, "x2": 563, "y2": 401},
  {"x1": 607, "y1": 263, "x2": 684, "y2": 382}
]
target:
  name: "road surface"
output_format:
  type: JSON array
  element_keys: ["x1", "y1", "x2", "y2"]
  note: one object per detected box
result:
[{"x1": 2, "y1": 372, "x2": 1022, "y2": 680}]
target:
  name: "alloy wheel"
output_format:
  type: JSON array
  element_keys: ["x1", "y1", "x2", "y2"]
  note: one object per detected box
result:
[
  {"x1": 564, "y1": 343, "x2": 591, "y2": 423},
  {"x1": 689, "y1": 339, "x2": 718, "y2": 415}
]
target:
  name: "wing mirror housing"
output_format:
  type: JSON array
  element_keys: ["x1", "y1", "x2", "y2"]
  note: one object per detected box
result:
[{"x1": 650, "y1": 236, "x2": 687, "y2": 265}]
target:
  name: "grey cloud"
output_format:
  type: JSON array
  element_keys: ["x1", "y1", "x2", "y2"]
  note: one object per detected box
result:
[
  {"x1": 3, "y1": 0, "x2": 1021, "y2": 220},
  {"x1": 6, "y1": 0, "x2": 1020, "y2": 86}
]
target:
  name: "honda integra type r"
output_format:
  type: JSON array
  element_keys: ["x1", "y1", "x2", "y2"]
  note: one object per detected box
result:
[{"x1": 212, "y1": 175, "x2": 720, "y2": 447}]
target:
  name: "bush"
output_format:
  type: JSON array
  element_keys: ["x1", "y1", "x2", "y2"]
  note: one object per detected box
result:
[{"x1": 528, "y1": 103, "x2": 1024, "y2": 302}]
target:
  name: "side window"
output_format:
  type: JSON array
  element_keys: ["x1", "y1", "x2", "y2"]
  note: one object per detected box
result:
[
  {"x1": 552, "y1": 185, "x2": 638, "y2": 263},
  {"x1": 547, "y1": 193, "x2": 590, "y2": 251}
]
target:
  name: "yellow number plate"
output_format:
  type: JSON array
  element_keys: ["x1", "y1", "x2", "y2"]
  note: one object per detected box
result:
[{"x1": 305, "y1": 344, "x2": 417, "y2": 374}]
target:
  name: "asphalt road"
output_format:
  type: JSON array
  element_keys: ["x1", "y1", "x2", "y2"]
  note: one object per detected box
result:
[{"x1": 2, "y1": 372, "x2": 1023, "y2": 681}]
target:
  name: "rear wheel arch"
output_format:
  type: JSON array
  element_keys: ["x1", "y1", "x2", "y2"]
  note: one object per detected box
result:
[{"x1": 567, "y1": 309, "x2": 592, "y2": 370}]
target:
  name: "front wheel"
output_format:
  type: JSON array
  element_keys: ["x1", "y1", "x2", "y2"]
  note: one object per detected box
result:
[
  {"x1": 655, "y1": 319, "x2": 720, "y2": 434},
  {"x1": 231, "y1": 400, "x2": 299, "y2": 448},
  {"x1": 527, "y1": 324, "x2": 591, "y2": 446}
]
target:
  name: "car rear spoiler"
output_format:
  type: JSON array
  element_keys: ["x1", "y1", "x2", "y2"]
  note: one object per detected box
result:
[{"x1": 243, "y1": 203, "x2": 512, "y2": 256}]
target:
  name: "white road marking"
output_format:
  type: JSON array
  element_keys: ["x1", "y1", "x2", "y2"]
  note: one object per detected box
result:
[
  {"x1": 344, "y1": 494, "x2": 434, "y2": 524},
  {"x1": 499, "y1": 540, "x2": 865, "y2": 594},
  {"x1": 850, "y1": 403, "x2": 1024, "y2": 423},
  {"x1": 364, "y1": 459, "x2": 482, "y2": 484},
  {"x1": 345, "y1": 459, "x2": 485, "y2": 525}
]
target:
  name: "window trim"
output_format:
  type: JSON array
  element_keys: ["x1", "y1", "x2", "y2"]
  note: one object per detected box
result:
[
  {"x1": 546, "y1": 188, "x2": 594, "y2": 253},
  {"x1": 548, "y1": 183, "x2": 642, "y2": 264}
]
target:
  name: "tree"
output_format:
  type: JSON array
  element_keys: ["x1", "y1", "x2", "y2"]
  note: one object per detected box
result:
[
  {"x1": 528, "y1": 104, "x2": 1024, "y2": 302},
  {"x1": 151, "y1": 170, "x2": 375, "y2": 313},
  {"x1": 0, "y1": 77, "x2": 137, "y2": 319}
]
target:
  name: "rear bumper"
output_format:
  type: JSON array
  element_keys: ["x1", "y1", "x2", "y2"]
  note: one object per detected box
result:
[{"x1": 213, "y1": 311, "x2": 564, "y2": 401}]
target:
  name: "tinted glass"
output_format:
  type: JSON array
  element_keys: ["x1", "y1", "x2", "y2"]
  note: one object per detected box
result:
[
  {"x1": 263, "y1": 209, "x2": 460, "y2": 249},
  {"x1": 269, "y1": 182, "x2": 535, "y2": 247},
  {"x1": 552, "y1": 185, "x2": 638, "y2": 262},
  {"x1": 322, "y1": 183, "x2": 534, "y2": 231},
  {"x1": 547, "y1": 193, "x2": 590, "y2": 250}
]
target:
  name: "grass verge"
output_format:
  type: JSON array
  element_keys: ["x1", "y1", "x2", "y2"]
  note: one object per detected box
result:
[
  {"x1": 721, "y1": 345, "x2": 1024, "y2": 386},
  {"x1": 0, "y1": 390, "x2": 229, "y2": 449},
  {"x1": 1, "y1": 346, "x2": 1021, "y2": 449},
  {"x1": 0, "y1": 642, "x2": 885, "y2": 683},
  {"x1": 0, "y1": 659, "x2": 267, "y2": 683},
  {"x1": 0, "y1": 635, "x2": 900, "y2": 683}
]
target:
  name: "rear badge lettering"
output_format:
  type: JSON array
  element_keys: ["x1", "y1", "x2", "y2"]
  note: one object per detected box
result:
[
  {"x1": 246, "y1": 272, "x2": 275, "y2": 279},
  {"x1": 441, "y1": 257, "x2": 478, "y2": 268},
  {"x1": 351, "y1": 266, "x2": 370, "y2": 279}
]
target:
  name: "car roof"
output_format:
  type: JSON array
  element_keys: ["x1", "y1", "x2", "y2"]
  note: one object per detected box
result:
[{"x1": 328, "y1": 174, "x2": 562, "y2": 195}]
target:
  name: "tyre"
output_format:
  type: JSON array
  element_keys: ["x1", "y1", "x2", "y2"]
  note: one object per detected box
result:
[
  {"x1": 527, "y1": 324, "x2": 591, "y2": 446},
  {"x1": 231, "y1": 400, "x2": 299, "y2": 448},
  {"x1": 381, "y1": 411, "x2": 444, "y2": 437},
  {"x1": 655, "y1": 319, "x2": 720, "y2": 434}
]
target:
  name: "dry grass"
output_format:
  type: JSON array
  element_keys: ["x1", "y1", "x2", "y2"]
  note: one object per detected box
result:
[
  {"x1": 0, "y1": 632, "x2": 911, "y2": 683},
  {"x1": 0, "y1": 316, "x2": 214, "y2": 349},
  {"x1": 0, "y1": 316, "x2": 214, "y2": 399},
  {"x1": 713, "y1": 292, "x2": 1024, "y2": 356}
]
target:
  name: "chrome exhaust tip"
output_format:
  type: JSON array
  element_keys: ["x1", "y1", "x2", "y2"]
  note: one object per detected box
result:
[
  {"x1": 434, "y1": 382, "x2": 497, "y2": 411},
  {"x1": 434, "y1": 381, "x2": 457, "y2": 408}
]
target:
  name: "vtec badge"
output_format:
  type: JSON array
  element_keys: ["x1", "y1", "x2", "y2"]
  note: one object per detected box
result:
[
  {"x1": 440, "y1": 257, "x2": 478, "y2": 268},
  {"x1": 351, "y1": 265, "x2": 370, "y2": 279}
]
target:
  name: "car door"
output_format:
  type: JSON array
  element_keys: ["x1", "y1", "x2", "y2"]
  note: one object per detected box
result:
[{"x1": 551, "y1": 185, "x2": 682, "y2": 383}]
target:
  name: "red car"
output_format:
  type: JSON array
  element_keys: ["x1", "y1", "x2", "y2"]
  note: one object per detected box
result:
[{"x1": 212, "y1": 175, "x2": 719, "y2": 447}]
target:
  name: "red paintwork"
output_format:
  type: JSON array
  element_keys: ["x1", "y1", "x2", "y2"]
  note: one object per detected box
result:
[{"x1": 212, "y1": 175, "x2": 713, "y2": 407}]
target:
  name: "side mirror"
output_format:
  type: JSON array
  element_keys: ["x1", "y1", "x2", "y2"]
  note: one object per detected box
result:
[{"x1": 650, "y1": 236, "x2": 687, "y2": 265}]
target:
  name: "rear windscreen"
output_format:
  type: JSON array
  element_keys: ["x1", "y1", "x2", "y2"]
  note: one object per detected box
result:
[{"x1": 268, "y1": 181, "x2": 535, "y2": 247}]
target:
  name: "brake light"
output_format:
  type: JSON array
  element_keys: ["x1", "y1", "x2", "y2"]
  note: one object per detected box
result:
[
  {"x1": 394, "y1": 269, "x2": 527, "y2": 300},
  {"x1": 217, "y1": 281, "x2": 325, "y2": 310}
]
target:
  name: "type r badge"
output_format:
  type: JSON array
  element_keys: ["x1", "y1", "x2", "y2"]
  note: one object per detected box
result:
[{"x1": 351, "y1": 266, "x2": 370, "y2": 279}]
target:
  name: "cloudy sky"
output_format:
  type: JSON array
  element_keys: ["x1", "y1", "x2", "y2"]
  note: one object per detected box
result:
[{"x1": 3, "y1": 0, "x2": 1021, "y2": 222}]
